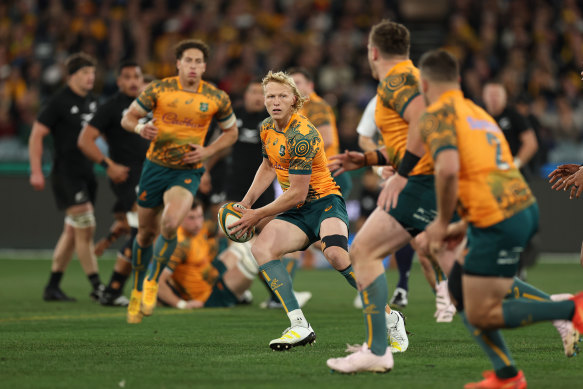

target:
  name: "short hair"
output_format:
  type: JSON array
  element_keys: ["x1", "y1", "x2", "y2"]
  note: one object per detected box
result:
[
  {"x1": 418, "y1": 49, "x2": 460, "y2": 83},
  {"x1": 370, "y1": 20, "x2": 410, "y2": 57},
  {"x1": 117, "y1": 60, "x2": 140, "y2": 75},
  {"x1": 287, "y1": 67, "x2": 313, "y2": 82},
  {"x1": 191, "y1": 197, "x2": 203, "y2": 211},
  {"x1": 65, "y1": 53, "x2": 96, "y2": 75},
  {"x1": 261, "y1": 71, "x2": 308, "y2": 112},
  {"x1": 175, "y1": 39, "x2": 210, "y2": 61}
]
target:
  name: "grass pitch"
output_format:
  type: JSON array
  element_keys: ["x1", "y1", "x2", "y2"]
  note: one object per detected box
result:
[{"x1": 0, "y1": 258, "x2": 582, "y2": 389}]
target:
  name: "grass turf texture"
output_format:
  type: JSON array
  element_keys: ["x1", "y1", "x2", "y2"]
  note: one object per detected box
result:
[{"x1": 0, "y1": 258, "x2": 581, "y2": 389}]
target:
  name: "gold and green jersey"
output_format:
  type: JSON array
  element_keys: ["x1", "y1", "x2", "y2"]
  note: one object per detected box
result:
[
  {"x1": 420, "y1": 90, "x2": 535, "y2": 228},
  {"x1": 137, "y1": 77, "x2": 235, "y2": 169},
  {"x1": 260, "y1": 113, "x2": 341, "y2": 205},
  {"x1": 375, "y1": 60, "x2": 433, "y2": 175}
]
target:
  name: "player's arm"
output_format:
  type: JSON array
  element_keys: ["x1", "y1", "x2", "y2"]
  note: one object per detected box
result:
[
  {"x1": 121, "y1": 101, "x2": 158, "y2": 140},
  {"x1": 28, "y1": 121, "x2": 50, "y2": 191},
  {"x1": 433, "y1": 149, "x2": 459, "y2": 225},
  {"x1": 514, "y1": 129, "x2": 538, "y2": 169},
  {"x1": 239, "y1": 158, "x2": 277, "y2": 208},
  {"x1": 185, "y1": 122, "x2": 238, "y2": 165},
  {"x1": 78, "y1": 124, "x2": 129, "y2": 183},
  {"x1": 158, "y1": 268, "x2": 202, "y2": 308}
]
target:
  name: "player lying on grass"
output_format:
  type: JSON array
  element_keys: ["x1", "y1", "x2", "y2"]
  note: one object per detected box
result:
[{"x1": 157, "y1": 199, "x2": 256, "y2": 309}]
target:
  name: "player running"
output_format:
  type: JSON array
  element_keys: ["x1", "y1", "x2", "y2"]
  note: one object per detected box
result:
[{"x1": 121, "y1": 39, "x2": 238, "y2": 323}]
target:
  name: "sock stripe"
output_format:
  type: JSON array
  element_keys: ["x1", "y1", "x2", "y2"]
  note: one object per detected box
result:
[
  {"x1": 261, "y1": 270, "x2": 271, "y2": 282},
  {"x1": 133, "y1": 271, "x2": 139, "y2": 289},
  {"x1": 159, "y1": 242, "x2": 168, "y2": 256},
  {"x1": 274, "y1": 290, "x2": 288, "y2": 313},
  {"x1": 366, "y1": 314, "x2": 373, "y2": 348},
  {"x1": 362, "y1": 290, "x2": 370, "y2": 305},
  {"x1": 522, "y1": 293, "x2": 547, "y2": 302},
  {"x1": 481, "y1": 334, "x2": 511, "y2": 366},
  {"x1": 152, "y1": 262, "x2": 161, "y2": 281},
  {"x1": 137, "y1": 248, "x2": 142, "y2": 266},
  {"x1": 349, "y1": 271, "x2": 355, "y2": 280},
  {"x1": 286, "y1": 260, "x2": 294, "y2": 273}
]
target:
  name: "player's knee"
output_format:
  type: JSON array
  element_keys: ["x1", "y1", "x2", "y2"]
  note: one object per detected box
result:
[
  {"x1": 448, "y1": 261, "x2": 464, "y2": 312},
  {"x1": 65, "y1": 211, "x2": 96, "y2": 229},
  {"x1": 160, "y1": 217, "x2": 180, "y2": 237},
  {"x1": 321, "y1": 234, "x2": 349, "y2": 266}
]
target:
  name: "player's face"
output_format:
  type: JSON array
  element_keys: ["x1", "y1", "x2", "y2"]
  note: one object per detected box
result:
[
  {"x1": 244, "y1": 83, "x2": 264, "y2": 112},
  {"x1": 117, "y1": 66, "x2": 143, "y2": 98},
  {"x1": 264, "y1": 82, "x2": 296, "y2": 122},
  {"x1": 181, "y1": 206, "x2": 205, "y2": 236},
  {"x1": 291, "y1": 74, "x2": 311, "y2": 97},
  {"x1": 176, "y1": 48, "x2": 206, "y2": 85},
  {"x1": 482, "y1": 84, "x2": 507, "y2": 114},
  {"x1": 71, "y1": 66, "x2": 96, "y2": 93}
]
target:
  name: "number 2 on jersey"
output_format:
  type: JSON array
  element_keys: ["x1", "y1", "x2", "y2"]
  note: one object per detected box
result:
[{"x1": 485, "y1": 132, "x2": 510, "y2": 170}]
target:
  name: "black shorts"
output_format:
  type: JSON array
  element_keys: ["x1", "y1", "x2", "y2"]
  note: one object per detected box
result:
[
  {"x1": 110, "y1": 168, "x2": 141, "y2": 213},
  {"x1": 51, "y1": 170, "x2": 97, "y2": 210}
]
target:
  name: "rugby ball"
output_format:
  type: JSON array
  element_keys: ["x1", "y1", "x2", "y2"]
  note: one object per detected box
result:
[{"x1": 217, "y1": 202, "x2": 255, "y2": 243}]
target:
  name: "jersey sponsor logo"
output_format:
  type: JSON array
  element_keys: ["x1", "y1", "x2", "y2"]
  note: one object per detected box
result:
[
  {"x1": 161, "y1": 112, "x2": 205, "y2": 128},
  {"x1": 324, "y1": 205, "x2": 333, "y2": 212},
  {"x1": 279, "y1": 145, "x2": 286, "y2": 156},
  {"x1": 199, "y1": 102, "x2": 209, "y2": 112},
  {"x1": 70, "y1": 106, "x2": 79, "y2": 114},
  {"x1": 466, "y1": 116, "x2": 501, "y2": 134}
]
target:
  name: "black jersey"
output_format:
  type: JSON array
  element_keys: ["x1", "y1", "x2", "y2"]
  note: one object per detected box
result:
[
  {"x1": 493, "y1": 106, "x2": 530, "y2": 157},
  {"x1": 225, "y1": 107, "x2": 273, "y2": 200},
  {"x1": 37, "y1": 86, "x2": 98, "y2": 175},
  {"x1": 88, "y1": 92, "x2": 149, "y2": 169}
]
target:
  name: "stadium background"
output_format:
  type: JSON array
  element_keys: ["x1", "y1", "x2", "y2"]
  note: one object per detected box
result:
[{"x1": 0, "y1": 0, "x2": 581, "y2": 253}]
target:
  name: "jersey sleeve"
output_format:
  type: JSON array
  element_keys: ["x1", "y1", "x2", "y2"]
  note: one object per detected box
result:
[
  {"x1": 377, "y1": 71, "x2": 420, "y2": 117},
  {"x1": 215, "y1": 90, "x2": 236, "y2": 129},
  {"x1": 420, "y1": 104, "x2": 458, "y2": 160},
  {"x1": 260, "y1": 118, "x2": 269, "y2": 158},
  {"x1": 305, "y1": 101, "x2": 332, "y2": 127},
  {"x1": 36, "y1": 96, "x2": 61, "y2": 129},
  {"x1": 288, "y1": 123, "x2": 320, "y2": 175},
  {"x1": 356, "y1": 96, "x2": 378, "y2": 137},
  {"x1": 88, "y1": 101, "x2": 112, "y2": 135},
  {"x1": 167, "y1": 241, "x2": 188, "y2": 272},
  {"x1": 136, "y1": 80, "x2": 160, "y2": 112}
]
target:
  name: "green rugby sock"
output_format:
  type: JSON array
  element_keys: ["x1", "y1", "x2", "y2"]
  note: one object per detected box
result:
[
  {"x1": 339, "y1": 264, "x2": 357, "y2": 289},
  {"x1": 146, "y1": 235, "x2": 177, "y2": 282},
  {"x1": 131, "y1": 241, "x2": 152, "y2": 292},
  {"x1": 502, "y1": 298, "x2": 575, "y2": 328},
  {"x1": 505, "y1": 277, "x2": 549, "y2": 301},
  {"x1": 460, "y1": 312, "x2": 518, "y2": 379},
  {"x1": 263, "y1": 256, "x2": 298, "y2": 302},
  {"x1": 259, "y1": 259, "x2": 300, "y2": 313},
  {"x1": 361, "y1": 273, "x2": 388, "y2": 356},
  {"x1": 433, "y1": 261, "x2": 447, "y2": 283}
]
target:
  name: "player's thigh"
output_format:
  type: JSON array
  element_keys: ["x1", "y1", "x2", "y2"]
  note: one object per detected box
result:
[
  {"x1": 252, "y1": 219, "x2": 309, "y2": 264},
  {"x1": 351, "y1": 207, "x2": 411, "y2": 262},
  {"x1": 319, "y1": 216, "x2": 348, "y2": 238},
  {"x1": 161, "y1": 186, "x2": 194, "y2": 230}
]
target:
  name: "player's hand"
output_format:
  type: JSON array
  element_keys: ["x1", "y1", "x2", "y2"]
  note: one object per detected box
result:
[
  {"x1": 377, "y1": 166, "x2": 395, "y2": 180},
  {"x1": 140, "y1": 120, "x2": 158, "y2": 140},
  {"x1": 29, "y1": 172, "x2": 45, "y2": 191},
  {"x1": 548, "y1": 163, "x2": 580, "y2": 189},
  {"x1": 183, "y1": 144, "x2": 210, "y2": 165},
  {"x1": 228, "y1": 207, "x2": 261, "y2": 239},
  {"x1": 107, "y1": 161, "x2": 130, "y2": 184},
  {"x1": 444, "y1": 220, "x2": 468, "y2": 250},
  {"x1": 94, "y1": 237, "x2": 111, "y2": 257},
  {"x1": 327, "y1": 150, "x2": 365, "y2": 176},
  {"x1": 199, "y1": 171, "x2": 211, "y2": 194},
  {"x1": 424, "y1": 218, "x2": 449, "y2": 257},
  {"x1": 185, "y1": 300, "x2": 204, "y2": 309},
  {"x1": 377, "y1": 173, "x2": 407, "y2": 211},
  {"x1": 563, "y1": 167, "x2": 583, "y2": 199}
]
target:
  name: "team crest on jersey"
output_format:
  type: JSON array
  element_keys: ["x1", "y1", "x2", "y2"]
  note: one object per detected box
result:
[
  {"x1": 279, "y1": 145, "x2": 285, "y2": 156},
  {"x1": 199, "y1": 102, "x2": 209, "y2": 112}
]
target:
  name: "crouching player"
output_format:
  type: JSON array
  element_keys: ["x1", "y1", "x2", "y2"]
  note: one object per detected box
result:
[{"x1": 158, "y1": 199, "x2": 255, "y2": 309}]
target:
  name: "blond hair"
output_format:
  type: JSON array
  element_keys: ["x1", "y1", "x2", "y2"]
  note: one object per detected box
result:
[{"x1": 261, "y1": 71, "x2": 308, "y2": 112}]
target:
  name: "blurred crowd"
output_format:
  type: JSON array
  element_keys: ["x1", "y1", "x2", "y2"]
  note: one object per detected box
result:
[{"x1": 1, "y1": 0, "x2": 583, "y2": 169}]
